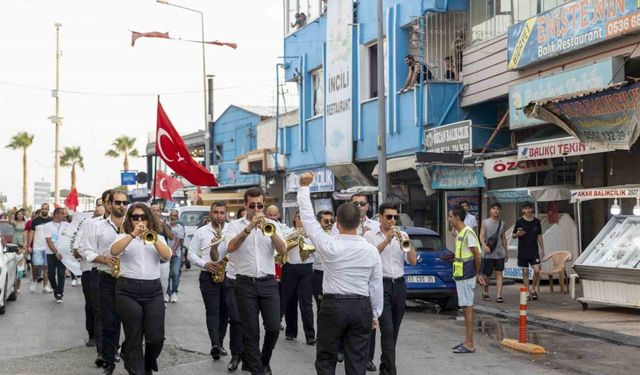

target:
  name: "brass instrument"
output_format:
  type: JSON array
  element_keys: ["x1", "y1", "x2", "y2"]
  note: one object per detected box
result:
[
  {"x1": 261, "y1": 218, "x2": 275, "y2": 237},
  {"x1": 395, "y1": 227, "x2": 411, "y2": 252},
  {"x1": 282, "y1": 228, "x2": 304, "y2": 264},
  {"x1": 212, "y1": 256, "x2": 228, "y2": 283},
  {"x1": 112, "y1": 258, "x2": 121, "y2": 278},
  {"x1": 298, "y1": 236, "x2": 316, "y2": 262},
  {"x1": 199, "y1": 224, "x2": 225, "y2": 258},
  {"x1": 143, "y1": 230, "x2": 158, "y2": 245}
]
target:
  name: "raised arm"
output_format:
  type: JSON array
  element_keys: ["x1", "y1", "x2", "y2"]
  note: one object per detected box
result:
[{"x1": 296, "y1": 179, "x2": 333, "y2": 255}]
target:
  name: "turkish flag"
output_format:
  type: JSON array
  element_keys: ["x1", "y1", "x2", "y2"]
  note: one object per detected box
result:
[
  {"x1": 153, "y1": 170, "x2": 184, "y2": 200},
  {"x1": 156, "y1": 100, "x2": 219, "y2": 186},
  {"x1": 64, "y1": 188, "x2": 79, "y2": 211}
]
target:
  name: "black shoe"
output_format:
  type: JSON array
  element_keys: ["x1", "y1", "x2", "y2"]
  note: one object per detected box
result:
[
  {"x1": 241, "y1": 363, "x2": 250, "y2": 372},
  {"x1": 337, "y1": 352, "x2": 344, "y2": 363},
  {"x1": 86, "y1": 338, "x2": 96, "y2": 347},
  {"x1": 366, "y1": 361, "x2": 377, "y2": 372},
  {"x1": 306, "y1": 337, "x2": 316, "y2": 346},
  {"x1": 101, "y1": 364, "x2": 115, "y2": 375},
  {"x1": 227, "y1": 356, "x2": 240, "y2": 371},
  {"x1": 285, "y1": 335, "x2": 295, "y2": 341},
  {"x1": 220, "y1": 347, "x2": 228, "y2": 356},
  {"x1": 210, "y1": 345, "x2": 221, "y2": 360},
  {"x1": 264, "y1": 364, "x2": 272, "y2": 375},
  {"x1": 114, "y1": 352, "x2": 121, "y2": 363},
  {"x1": 95, "y1": 357, "x2": 105, "y2": 368},
  {"x1": 279, "y1": 323, "x2": 284, "y2": 331}
]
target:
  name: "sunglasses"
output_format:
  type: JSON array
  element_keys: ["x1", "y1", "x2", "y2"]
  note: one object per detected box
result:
[
  {"x1": 112, "y1": 200, "x2": 129, "y2": 206},
  {"x1": 353, "y1": 201, "x2": 368, "y2": 207},
  {"x1": 130, "y1": 214, "x2": 148, "y2": 221},
  {"x1": 322, "y1": 219, "x2": 334, "y2": 225},
  {"x1": 248, "y1": 203, "x2": 264, "y2": 210},
  {"x1": 385, "y1": 215, "x2": 400, "y2": 221}
]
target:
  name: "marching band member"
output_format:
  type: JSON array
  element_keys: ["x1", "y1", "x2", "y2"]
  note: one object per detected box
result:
[
  {"x1": 281, "y1": 210, "x2": 316, "y2": 345},
  {"x1": 111, "y1": 203, "x2": 172, "y2": 375},
  {"x1": 226, "y1": 187, "x2": 286, "y2": 375},
  {"x1": 296, "y1": 173, "x2": 383, "y2": 375},
  {"x1": 364, "y1": 204, "x2": 417, "y2": 375},
  {"x1": 82, "y1": 190, "x2": 128, "y2": 375},
  {"x1": 312, "y1": 210, "x2": 334, "y2": 312},
  {"x1": 217, "y1": 238, "x2": 244, "y2": 371},
  {"x1": 187, "y1": 201, "x2": 230, "y2": 362}
]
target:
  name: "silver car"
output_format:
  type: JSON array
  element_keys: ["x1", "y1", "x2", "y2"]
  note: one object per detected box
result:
[{"x1": 0, "y1": 237, "x2": 18, "y2": 315}]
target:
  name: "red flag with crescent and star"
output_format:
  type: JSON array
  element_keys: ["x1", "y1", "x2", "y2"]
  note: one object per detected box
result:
[
  {"x1": 153, "y1": 170, "x2": 184, "y2": 200},
  {"x1": 64, "y1": 188, "x2": 79, "y2": 211},
  {"x1": 156, "y1": 100, "x2": 219, "y2": 186}
]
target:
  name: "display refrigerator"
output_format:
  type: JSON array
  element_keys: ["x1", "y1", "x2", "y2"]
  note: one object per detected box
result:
[{"x1": 573, "y1": 215, "x2": 640, "y2": 310}]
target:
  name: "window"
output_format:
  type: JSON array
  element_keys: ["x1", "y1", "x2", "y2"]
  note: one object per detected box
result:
[
  {"x1": 364, "y1": 41, "x2": 387, "y2": 99},
  {"x1": 215, "y1": 144, "x2": 223, "y2": 163},
  {"x1": 311, "y1": 68, "x2": 324, "y2": 117},
  {"x1": 470, "y1": 0, "x2": 539, "y2": 44}
]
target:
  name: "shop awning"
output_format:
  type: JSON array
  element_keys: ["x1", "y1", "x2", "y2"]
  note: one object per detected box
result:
[
  {"x1": 523, "y1": 81, "x2": 640, "y2": 150},
  {"x1": 371, "y1": 155, "x2": 417, "y2": 177},
  {"x1": 486, "y1": 185, "x2": 576, "y2": 203},
  {"x1": 570, "y1": 185, "x2": 640, "y2": 203}
]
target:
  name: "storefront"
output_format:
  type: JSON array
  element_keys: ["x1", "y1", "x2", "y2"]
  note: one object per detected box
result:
[{"x1": 282, "y1": 168, "x2": 335, "y2": 226}]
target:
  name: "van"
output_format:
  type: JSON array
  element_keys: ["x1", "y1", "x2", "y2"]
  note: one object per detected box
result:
[{"x1": 177, "y1": 206, "x2": 210, "y2": 249}]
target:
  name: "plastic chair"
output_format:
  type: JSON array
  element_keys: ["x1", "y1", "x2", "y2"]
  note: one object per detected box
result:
[{"x1": 540, "y1": 251, "x2": 572, "y2": 293}]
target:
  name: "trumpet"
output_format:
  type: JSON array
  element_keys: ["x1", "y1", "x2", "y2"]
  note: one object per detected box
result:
[
  {"x1": 212, "y1": 256, "x2": 228, "y2": 283},
  {"x1": 112, "y1": 257, "x2": 121, "y2": 278},
  {"x1": 143, "y1": 230, "x2": 158, "y2": 245},
  {"x1": 394, "y1": 227, "x2": 411, "y2": 252},
  {"x1": 261, "y1": 218, "x2": 275, "y2": 237}
]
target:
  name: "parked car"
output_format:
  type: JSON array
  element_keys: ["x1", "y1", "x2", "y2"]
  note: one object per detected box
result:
[
  {"x1": 0, "y1": 237, "x2": 18, "y2": 315},
  {"x1": 178, "y1": 205, "x2": 210, "y2": 250},
  {"x1": 403, "y1": 227, "x2": 458, "y2": 310},
  {"x1": 0, "y1": 220, "x2": 14, "y2": 247}
]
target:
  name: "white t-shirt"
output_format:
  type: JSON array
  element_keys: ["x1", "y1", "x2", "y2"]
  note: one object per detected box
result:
[
  {"x1": 43, "y1": 221, "x2": 71, "y2": 255},
  {"x1": 464, "y1": 213, "x2": 477, "y2": 228},
  {"x1": 167, "y1": 223, "x2": 185, "y2": 257},
  {"x1": 112, "y1": 233, "x2": 168, "y2": 280}
]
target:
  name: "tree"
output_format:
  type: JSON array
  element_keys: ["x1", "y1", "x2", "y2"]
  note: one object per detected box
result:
[
  {"x1": 5, "y1": 132, "x2": 35, "y2": 208},
  {"x1": 60, "y1": 146, "x2": 84, "y2": 190},
  {"x1": 105, "y1": 136, "x2": 139, "y2": 171}
]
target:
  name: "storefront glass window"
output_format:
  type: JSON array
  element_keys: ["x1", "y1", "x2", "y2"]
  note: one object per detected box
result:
[{"x1": 578, "y1": 216, "x2": 640, "y2": 269}]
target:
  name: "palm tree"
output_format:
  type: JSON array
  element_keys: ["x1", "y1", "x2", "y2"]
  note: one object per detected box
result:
[
  {"x1": 5, "y1": 132, "x2": 35, "y2": 208},
  {"x1": 60, "y1": 146, "x2": 84, "y2": 190},
  {"x1": 105, "y1": 136, "x2": 139, "y2": 171}
]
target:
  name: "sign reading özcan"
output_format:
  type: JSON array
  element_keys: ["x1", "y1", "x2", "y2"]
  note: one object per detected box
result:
[
  {"x1": 483, "y1": 156, "x2": 553, "y2": 179},
  {"x1": 424, "y1": 120, "x2": 472, "y2": 157}
]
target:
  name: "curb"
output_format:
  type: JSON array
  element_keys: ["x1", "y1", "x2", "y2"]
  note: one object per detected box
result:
[{"x1": 474, "y1": 304, "x2": 640, "y2": 348}]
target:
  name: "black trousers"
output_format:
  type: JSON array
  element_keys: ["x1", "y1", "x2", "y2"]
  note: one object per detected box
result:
[
  {"x1": 224, "y1": 277, "x2": 243, "y2": 357},
  {"x1": 281, "y1": 263, "x2": 315, "y2": 340},
  {"x1": 199, "y1": 271, "x2": 229, "y2": 349},
  {"x1": 115, "y1": 277, "x2": 165, "y2": 375},
  {"x1": 46, "y1": 254, "x2": 66, "y2": 297},
  {"x1": 81, "y1": 271, "x2": 95, "y2": 339},
  {"x1": 368, "y1": 330, "x2": 376, "y2": 361},
  {"x1": 99, "y1": 272, "x2": 122, "y2": 366},
  {"x1": 235, "y1": 275, "x2": 280, "y2": 375},
  {"x1": 90, "y1": 268, "x2": 103, "y2": 358},
  {"x1": 316, "y1": 295, "x2": 373, "y2": 375},
  {"x1": 377, "y1": 279, "x2": 407, "y2": 375},
  {"x1": 312, "y1": 270, "x2": 323, "y2": 314}
]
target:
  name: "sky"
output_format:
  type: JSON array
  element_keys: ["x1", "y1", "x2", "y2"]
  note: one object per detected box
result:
[{"x1": 0, "y1": 0, "x2": 288, "y2": 209}]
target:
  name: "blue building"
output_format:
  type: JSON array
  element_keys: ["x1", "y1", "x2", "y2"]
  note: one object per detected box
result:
[{"x1": 279, "y1": 0, "x2": 504, "y2": 231}]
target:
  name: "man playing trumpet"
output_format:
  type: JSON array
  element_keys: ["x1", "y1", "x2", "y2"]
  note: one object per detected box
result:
[{"x1": 363, "y1": 204, "x2": 417, "y2": 375}]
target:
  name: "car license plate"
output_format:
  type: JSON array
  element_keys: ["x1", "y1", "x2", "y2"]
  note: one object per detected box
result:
[{"x1": 406, "y1": 275, "x2": 435, "y2": 283}]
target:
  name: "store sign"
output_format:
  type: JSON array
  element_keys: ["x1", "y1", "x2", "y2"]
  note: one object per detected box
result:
[
  {"x1": 130, "y1": 187, "x2": 149, "y2": 199},
  {"x1": 430, "y1": 165, "x2": 485, "y2": 190},
  {"x1": 285, "y1": 168, "x2": 335, "y2": 193},
  {"x1": 508, "y1": 0, "x2": 640, "y2": 70},
  {"x1": 120, "y1": 171, "x2": 137, "y2": 186},
  {"x1": 424, "y1": 120, "x2": 472, "y2": 157},
  {"x1": 324, "y1": 0, "x2": 353, "y2": 165},
  {"x1": 525, "y1": 81, "x2": 640, "y2": 150},
  {"x1": 33, "y1": 181, "x2": 51, "y2": 206},
  {"x1": 570, "y1": 186, "x2": 640, "y2": 203},
  {"x1": 518, "y1": 137, "x2": 613, "y2": 160},
  {"x1": 486, "y1": 189, "x2": 533, "y2": 203},
  {"x1": 509, "y1": 57, "x2": 623, "y2": 129},
  {"x1": 483, "y1": 156, "x2": 553, "y2": 179}
]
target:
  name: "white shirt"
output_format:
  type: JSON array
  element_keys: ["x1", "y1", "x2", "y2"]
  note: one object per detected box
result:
[
  {"x1": 81, "y1": 216, "x2": 121, "y2": 274},
  {"x1": 167, "y1": 222, "x2": 185, "y2": 257},
  {"x1": 111, "y1": 233, "x2": 167, "y2": 280},
  {"x1": 78, "y1": 216, "x2": 104, "y2": 270},
  {"x1": 217, "y1": 241, "x2": 236, "y2": 280},
  {"x1": 73, "y1": 218, "x2": 94, "y2": 272},
  {"x1": 44, "y1": 221, "x2": 71, "y2": 255},
  {"x1": 283, "y1": 226, "x2": 314, "y2": 265},
  {"x1": 364, "y1": 228, "x2": 409, "y2": 279},
  {"x1": 297, "y1": 186, "x2": 383, "y2": 318},
  {"x1": 31, "y1": 217, "x2": 52, "y2": 251},
  {"x1": 188, "y1": 222, "x2": 228, "y2": 272},
  {"x1": 332, "y1": 216, "x2": 380, "y2": 236},
  {"x1": 464, "y1": 213, "x2": 477, "y2": 228},
  {"x1": 224, "y1": 217, "x2": 284, "y2": 278}
]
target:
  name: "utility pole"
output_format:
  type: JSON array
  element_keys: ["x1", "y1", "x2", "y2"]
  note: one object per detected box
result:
[
  {"x1": 376, "y1": 0, "x2": 387, "y2": 203},
  {"x1": 53, "y1": 23, "x2": 62, "y2": 205}
]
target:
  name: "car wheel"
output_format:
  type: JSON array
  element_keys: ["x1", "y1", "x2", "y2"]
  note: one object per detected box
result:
[
  {"x1": 7, "y1": 275, "x2": 17, "y2": 302},
  {"x1": 0, "y1": 278, "x2": 7, "y2": 315},
  {"x1": 439, "y1": 297, "x2": 458, "y2": 311}
]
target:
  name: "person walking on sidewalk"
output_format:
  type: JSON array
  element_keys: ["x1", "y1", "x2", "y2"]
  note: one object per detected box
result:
[
  {"x1": 512, "y1": 202, "x2": 545, "y2": 301},
  {"x1": 28, "y1": 203, "x2": 53, "y2": 293},
  {"x1": 167, "y1": 209, "x2": 184, "y2": 303},
  {"x1": 479, "y1": 203, "x2": 508, "y2": 303},
  {"x1": 449, "y1": 207, "x2": 484, "y2": 354},
  {"x1": 44, "y1": 207, "x2": 71, "y2": 303}
]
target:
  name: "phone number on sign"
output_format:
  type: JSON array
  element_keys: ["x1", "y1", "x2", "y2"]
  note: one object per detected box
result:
[
  {"x1": 607, "y1": 12, "x2": 640, "y2": 38},
  {"x1": 582, "y1": 130, "x2": 627, "y2": 142}
]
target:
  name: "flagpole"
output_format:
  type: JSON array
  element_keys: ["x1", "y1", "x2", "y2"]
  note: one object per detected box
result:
[{"x1": 153, "y1": 95, "x2": 159, "y2": 205}]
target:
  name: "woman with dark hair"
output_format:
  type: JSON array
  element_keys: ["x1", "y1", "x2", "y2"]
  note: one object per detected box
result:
[
  {"x1": 110, "y1": 203, "x2": 172, "y2": 375},
  {"x1": 10, "y1": 209, "x2": 27, "y2": 291}
]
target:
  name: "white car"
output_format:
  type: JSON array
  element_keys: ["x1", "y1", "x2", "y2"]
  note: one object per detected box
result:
[
  {"x1": 0, "y1": 238, "x2": 18, "y2": 315},
  {"x1": 178, "y1": 206, "x2": 210, "y2": 250}
]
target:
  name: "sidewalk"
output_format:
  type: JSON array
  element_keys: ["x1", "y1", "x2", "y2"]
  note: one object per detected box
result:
[{"x1": 473, "y1": 281, "x2": 640, "y2": 347}]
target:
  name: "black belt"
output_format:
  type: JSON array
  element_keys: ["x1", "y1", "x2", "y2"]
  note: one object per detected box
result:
[
  {"x1": 236, "y1": 274, "x2": 275, "y2": 283},
  {"x1": 383, "y1": 276, "x2": 405, "y2": 283},
  {"x1": 313, "y1": 270, "x2": 324, "y2": 274},
  {"x1": 323, "y1": 293, "x2": 369, "y2": 300},
  {"x1": 98, "y1": 270, "x2": 116, "y2": 279},
  {"x1": 117, "y1": 276, "x2": 159, "y2": 285}
]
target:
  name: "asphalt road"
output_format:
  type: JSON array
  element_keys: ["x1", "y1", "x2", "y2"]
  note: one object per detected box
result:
[{"x1": 0, "y1": 270, "x2": 637, "y2": 375}]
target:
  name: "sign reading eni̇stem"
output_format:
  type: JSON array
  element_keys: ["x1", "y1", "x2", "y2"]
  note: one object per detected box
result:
[
  {"x1": 508, "y1": 0, "x2": 640, "y2": 70},
  {"x1": 324, "y1": 0, "x2": 353, "y2": 165}
]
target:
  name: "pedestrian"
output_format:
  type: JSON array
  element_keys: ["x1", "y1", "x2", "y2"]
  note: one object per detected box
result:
[
  {"x1": 111, "y1": 203, "x2": 172, "y2": 375},
  {"x1": 512, "y1": 202, "x2": 545, "y2": 301},
  {"x1": 150, "y1": 204, "x2": 174, "y2": 303},
  {"x1": 448, "y1": 207, "x2": 485, "y2": 354},
  {"x1": 9, "y1": 208, "x2": 27, "y2": 292},
  {"x1": 364, "y1": 203, "x2": 417, "y2": 374},
  {"x1": 225, "y1": 187, "x2": 287, "y2": 375},
  {"x1": 297, "y1": 172, "x2": 383, "y2": 375},
  {"x1": 44, "y1": 207, "x2": 71, "y2": 302},
  {"x1": 479, "y1": 202, "x2": 508, "y2": 303},
  {"x1": 166, "y1": 209, "x2": 184, "y2": 303},
  {"x1": 28, "y1": 203, "x2": 53, "y2": 294}
]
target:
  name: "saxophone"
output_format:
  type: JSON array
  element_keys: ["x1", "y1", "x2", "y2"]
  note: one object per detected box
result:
[
  {"x1": 113, "y1": 223, "x2": 124, "y2": 278},
  {"x1": 282, "y1": 228, "x2": 304, "y2": 264},
  {"x1": 212, "y1": 256, "x2": 228, "y2": 283}
]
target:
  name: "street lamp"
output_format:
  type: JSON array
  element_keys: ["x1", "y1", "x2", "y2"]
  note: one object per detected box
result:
[{"x1": 156, "y1": 0, "x2": 210, "y2": 171}]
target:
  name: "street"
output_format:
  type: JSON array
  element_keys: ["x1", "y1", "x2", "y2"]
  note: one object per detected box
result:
[{"x1": 1, "y1": 270, "x2": 638, "y2": 375}]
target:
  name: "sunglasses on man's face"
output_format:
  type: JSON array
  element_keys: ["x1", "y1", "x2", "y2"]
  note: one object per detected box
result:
[
  {"x1": 112, "y1": 200, "x2": 129, "y2": 206},
  {"x1": 322, "y1": 219, "x2": 333, "y2": 225},
  {"x1": 353, "y1": 201, "x2": 368, "y2": 207},
  {"x1": 385, "y1": 214, "x2": 400, "y2": 221},
  {"x1": 130, "y1": 214, "x2": 148, "y2": 221},
  {"x1": 248, "y1": 203, "x2": 264, "y2": 210}
]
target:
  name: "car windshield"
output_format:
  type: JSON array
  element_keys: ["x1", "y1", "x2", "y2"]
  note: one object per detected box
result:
[
  {"x1": 180, "y1": 211, "x2": 209, "y2": 227},
  {"x1": 409, "y1": 235, "x2": 443, "y2": 251}
]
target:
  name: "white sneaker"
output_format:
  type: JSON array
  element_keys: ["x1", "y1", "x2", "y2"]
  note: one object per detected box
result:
[
  {"x1": 56, "y1": 298, "x2": 63, "y2": 303},
  {"x1": 170, "y1": 293, "x2": 178, "y2": 303},
  {"x1": 77, "y1": 279, "x2": 82, "y2": 286},
  {"x1": 72, "y1": 279, "x2": 77, "y2": 287},
  {"x1": 163, "y1": 294, "x2": 170, "y2": 303},
  {"x1": 30, "y1": 283, "x2": 36, "y2": 293},
  {"x1": 44, "y1": 285, "x2": 53, "y2": 293}
]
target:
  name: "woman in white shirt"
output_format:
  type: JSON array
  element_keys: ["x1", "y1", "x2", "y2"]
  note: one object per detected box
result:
[{"x1": 110, "y1": 203, "x2": 172, "y2": 375}]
